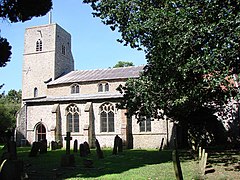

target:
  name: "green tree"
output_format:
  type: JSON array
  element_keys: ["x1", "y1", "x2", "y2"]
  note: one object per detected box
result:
[
  {"x1": 84, "y1": 0, "x2": 240, "y2": 122},
  {"x1": 0, "y1": 0, "x2": 52, "y2": 67},
  {"x1": 114, "y1": 61, "x2": 134, "y2": 68},
  {"x1": 0, "y1": 90, "x2": 22, "y2": 133}
]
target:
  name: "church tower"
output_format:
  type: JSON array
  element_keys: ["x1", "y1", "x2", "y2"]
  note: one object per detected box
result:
[{"x1": 22, "y1": 24, "x2": 74, "y2": 100}]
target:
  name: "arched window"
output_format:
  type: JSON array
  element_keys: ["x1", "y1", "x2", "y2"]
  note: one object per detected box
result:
[
  {"x1": 34, "y1": 87, "x2": 38, "y2": 97},
  {"x1": 139, "y1": 117, "x2": 151, "y2": 132},
  {"x1": 98, "y1": 82, "x2": 110, "y2": 92},
  {"x1": 66, "y1": 104, "x2": 80, "y2": 132},
  {"x1": 36, "y1": 39, "x2": 42, "y2": 51},
  {"x1": 105, "y1": 83, "x2": 109, "y2": 92},
  {"x1": 100, "y1": 103, "x2": 115, "y2": 132},
  {"x1": 71, "y1": 84, "x2": 80, "y2": 94},
  {"x1": 98, "y1": 83, "x2": 103, "y2": 92},
  {"x1": 62, "y1": 44, "x2": 66, "y2": 55},
  {"x1": 36, "y1": 123, "x2": 46, "y2": 141}
]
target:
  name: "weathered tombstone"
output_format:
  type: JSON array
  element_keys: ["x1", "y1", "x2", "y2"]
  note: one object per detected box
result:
[
  {"x1": 29, "y1": 142, "x2": 40, "y2": 157},
  {"x1": 51, "y1": 141, "x2": 57, "y2": 151},
  {"x1": 73, "y1": 140, "x2": 78, "y2": 153},
  {"x1": 39, "y1": 139, "x2": 47, "y2": 154},
  {"x1": 95, "y1": 139, "x2": 104, "y2": 159},
  {"x1": 159, "y1": 138, "x2": 164, "y2": 151},
  {"x1": 83, "y1": 141, "x2": 91, "y2": 155},
  {"x1": 118, "y1": 138, "x2": 123, "y2": 153},
  {"x1": 112, "y1": 135, "x2": 119, "y2": 155},
  {"x1": 79, "y1": 143, "x2": 86, "y2": 157},
  {"x1": 60, "y1": 132, "x2": 75, "y2": 167},
  {"x1": 113, "y1": 135, "x2": 123, "y2": 155},
  {"x1": 172, "y1": 150, "x2": 183, "y2": 180}
]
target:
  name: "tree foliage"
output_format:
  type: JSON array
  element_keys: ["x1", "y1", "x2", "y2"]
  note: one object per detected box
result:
[
  {"x1": 85, "y1": 0, "x2": 240, "y2": 121},
  {"x1": 0, "y1": 0, "x2": 52, "y2": 67},
  {"x1": 113, "y1": 61, "x2": 134, "y2": 68},
  {"x1": 0, "y1": 90, "x2": 22, "y2": 133}
]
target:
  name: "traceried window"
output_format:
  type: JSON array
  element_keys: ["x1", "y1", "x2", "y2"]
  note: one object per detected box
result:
[
  {"x1": 36, "y1": 39, "x2": 42, "y2": 51},
  {"x1": 66, "y1": 104, "x2": 80, "y2": 132},
  {"x1": 98, "y1": 82, "x2": 110, "y2": 92},
  {"x1": 34, "y1": 87, "x2": 38, "y2": 97},
  {"x1": 36, "y1": 123, "x2": 46, "y2": 141},
  {"x1": 139, "y1": 117, "x2": 151, "y2": 132},
  {"x1": 100, "y1": 103, "x2": 115, "y2": 132},
  {"x1": 71, "y1": 84, "x2": 80, "y2": 94}
]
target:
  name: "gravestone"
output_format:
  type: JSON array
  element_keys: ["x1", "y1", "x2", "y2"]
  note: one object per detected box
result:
[
  {"x1": 73, "y1": 140, "x2": 78, "y2": 153},
  {"x1": 95, "y1": 139, "x2": 104, "y2": 159},
  {"x1": 112, "y1": 135, "x2": 123, "y2": 155},
  {"x1": 159, "y1": 138, "x2": 165, "y2": 151},
  {"x1": 39, "y1": 139, "x2": 47, "y2": 154},
  {"x1": 83, "y1": 141, "x2": 91, "y2": 155},
  {"x1": 60, "y1": 132, "x2": 75, "y2": 167},
  {"x1": 51, "y1": 141, "x2": 57, "y2": 151},
  {"x1": 79, "y1": 143, "x2": 86, "y2": 157},
  {"x1": 29, "y1": 142, "x2": 40, "y2": 157}
]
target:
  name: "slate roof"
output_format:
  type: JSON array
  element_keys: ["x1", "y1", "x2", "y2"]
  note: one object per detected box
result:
[
  {"x1": 24, "y1": 93, "x2": 123, "y2": 103},
  {"x1": 48, "y1": 65, "x2": 144, "y2": 85}
]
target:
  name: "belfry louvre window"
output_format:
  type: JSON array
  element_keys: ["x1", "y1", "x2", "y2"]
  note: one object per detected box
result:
[
  {"x1": 100, "y1": 103, "x2": 114, "y2": 132},
  {"x1": 139, "y1": 117, "x2": 151, "y2": 132},
  {"x1": 71, "y1": 84, "x2": 80, "y2": 94},
  {"x1": 34, "y1": 87, "x2": 38, "y2": 97},
  {"x1": 66, "y1": 104, "x2": 80, "y2": 132},
  {"x1": 36, "y1": 39, "x2": 42, "y2": 51}
]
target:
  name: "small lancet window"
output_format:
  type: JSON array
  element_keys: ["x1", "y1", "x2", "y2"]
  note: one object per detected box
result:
[
  {"x1": 62, "y1": 44, "x2": 66, "y2": 55},
  {"x1": 34, "y1": 87, "x2": 38, "y2": 97},
  {"x1": 36, "y1": 39, "x2": 42, "y2": 51},
  {"x1": 71, "y1": 84, "x2": 80, "y2": 94},
  {"x1": 98, "y1": 82, "x2": 110, "y2": 92}
]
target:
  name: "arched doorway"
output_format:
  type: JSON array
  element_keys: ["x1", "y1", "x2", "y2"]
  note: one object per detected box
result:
[{"x1": 36, "y1": 123, "x2": 46, "y2": 142}]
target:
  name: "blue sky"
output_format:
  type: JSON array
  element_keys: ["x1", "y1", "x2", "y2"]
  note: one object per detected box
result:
[{"x1": 0, "y1": 0, "x2": 146, "y2": 93}]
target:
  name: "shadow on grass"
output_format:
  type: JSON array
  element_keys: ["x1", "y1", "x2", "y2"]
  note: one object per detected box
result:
[{"x1": 16, "y1": 147, "x2": 173, "y2": 179}]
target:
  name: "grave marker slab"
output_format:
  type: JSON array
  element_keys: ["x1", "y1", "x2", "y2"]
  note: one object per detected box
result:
[
  {"x1": 95, "y1": 139, "x2": 104, "y2": 159},
  {"x1": 29, "y1": 142, "x2": 40, "y2": 157}
]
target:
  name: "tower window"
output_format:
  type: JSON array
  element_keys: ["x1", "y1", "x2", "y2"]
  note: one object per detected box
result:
[
  {"x1": 71, "y1": 84, "x2": 80, "y2": 94},
  {"x1": 62, "y1": 44, "x2": 66, "y2": 55},
  {"x1": 66, "y1": 104, "x2": 80, "y2": 133},
  {"x1": 36, "y1": 39, "x2": 42, "y2": 51},
  {"x1": 100, "y1": 103, "x2": 115, "y2": 132},
  {"x1": 34, "y1": 87, "x2": 38, "y2": 97}
]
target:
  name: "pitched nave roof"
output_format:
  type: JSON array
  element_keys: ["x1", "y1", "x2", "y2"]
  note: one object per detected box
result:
[{"x1": 48, "y1": 65, "x2": 144, "y2": 85}]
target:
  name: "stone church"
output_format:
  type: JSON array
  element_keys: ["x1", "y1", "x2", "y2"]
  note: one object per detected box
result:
[{"x1": 16, "y1": 23, "x2": 174, "y2": 149}]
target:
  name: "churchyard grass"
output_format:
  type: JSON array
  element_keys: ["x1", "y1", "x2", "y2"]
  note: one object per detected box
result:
[{"x1": 10, "y1": 147, "x2": 199, "y2": 179}]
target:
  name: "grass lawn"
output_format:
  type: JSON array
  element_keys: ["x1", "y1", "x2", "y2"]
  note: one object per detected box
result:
[
  {"x1": 1, "y1": 145, "x2": 239, "y2": 179},
  {"x1": 0, "y1": 146, "x2": 198, "y2": 180}
]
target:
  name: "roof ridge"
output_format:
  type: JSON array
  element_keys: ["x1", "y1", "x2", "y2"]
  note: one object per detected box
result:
[{"x1": 74, "y1": 65, "x2": 145, "y2": 72}]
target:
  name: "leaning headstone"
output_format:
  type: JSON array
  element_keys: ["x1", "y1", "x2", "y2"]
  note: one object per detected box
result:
[
  {"x1": 29, "y1": 142, "x2": 40, "y2": 157},
  {"x1": 60, "y1": 132, "x2": 75, "y2": 167},
  {"x1": 159, "y1": 138, "x2": 164, "y2": 151},
  {"x1": 79, "y1": 143, "x2": 86, "y2": 157},
  {"x1": 83, "y1": 141, "x2": 91, "y2": 155},
  {"x1": 172, "y1": 150, "x2": 183, "y2": 180},
  {"x1": 95, "y1": 139, "x2": 104, "y2": 159},
  {"x1": 73, "y1": 140, "x2": 78, "y2": 153},
  {"x1": 39, "y1": 139, "x2": 47, "y2": 154}
]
